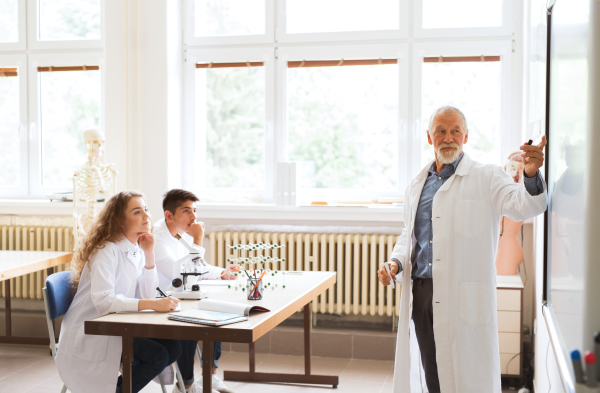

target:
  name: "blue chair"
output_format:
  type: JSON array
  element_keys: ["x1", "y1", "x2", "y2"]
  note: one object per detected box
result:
[
  {"x1": 43, "y1": 271, "x2": 176, "y2": 393},
  {"x1": 43, "y1": 271, "x2": 73, "y2": 393}
]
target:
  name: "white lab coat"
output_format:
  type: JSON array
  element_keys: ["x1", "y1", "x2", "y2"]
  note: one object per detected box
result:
[
  {"x1": 152, "y1": 218, "x2": 225, "y2": 384},
  {"x1": 153, "y1": 218, "x2": 224, "y2": 291},
  {"x1": 390, "y1": 153, "x2": 547, "y2": 393},
  {"x1": 56, "y1": 238, "x2": 159, "y2": 393}
]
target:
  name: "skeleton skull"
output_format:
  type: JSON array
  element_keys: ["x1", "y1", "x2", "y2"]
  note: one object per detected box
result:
[
  {"x1": 504, "y1": 151, "x2": 524, "y2": 183},
  {"x1": 83, "y1": 128, "x2": 105, "y2": 159}
]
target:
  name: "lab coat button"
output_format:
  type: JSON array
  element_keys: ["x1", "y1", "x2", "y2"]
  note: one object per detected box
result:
[
  {"x1": 429, "y1": 263, "x2": 432, "y2": 266},
  {"x1": 438, "y1": 177, "x2": 442, "y2": 180},
  {"x1": 430, "y1": 240, "x2": 432, "y2": 243}
]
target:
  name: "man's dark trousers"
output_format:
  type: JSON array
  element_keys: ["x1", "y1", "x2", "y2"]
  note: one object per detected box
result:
[{"x1": 412, "y1": 278, "x2": 441, "y2": 393}]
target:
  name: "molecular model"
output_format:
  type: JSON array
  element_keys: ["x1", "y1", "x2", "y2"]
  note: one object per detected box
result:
[{"x1": 226, "y1": 242, "x2": 288, "y2": 294}]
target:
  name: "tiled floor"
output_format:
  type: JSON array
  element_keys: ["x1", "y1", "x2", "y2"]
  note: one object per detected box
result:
[
  {"x1": 0, "y1": 344, "x2": 393, "y2": 393},
  {"x1": 0, "y1": 344, "x2": 517, "y2": 393}
]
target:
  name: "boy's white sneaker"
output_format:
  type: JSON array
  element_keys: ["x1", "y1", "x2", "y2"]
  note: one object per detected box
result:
[
  {"x1": 172, "y1": 381, "x2": 219, "y2": 393},
  {"x1": 196, "y1": 375, "x2": 235, "y2": 393}
]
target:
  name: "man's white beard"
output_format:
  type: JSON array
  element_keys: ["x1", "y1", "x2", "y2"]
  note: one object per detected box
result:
[{"x1": 436, "y1": 143, "x2": 461, "y2": 164}]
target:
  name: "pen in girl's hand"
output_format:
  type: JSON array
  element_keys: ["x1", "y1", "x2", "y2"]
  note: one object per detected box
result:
[{"x1": 156, "y1": 287, "x2": 169, "y2": 298}]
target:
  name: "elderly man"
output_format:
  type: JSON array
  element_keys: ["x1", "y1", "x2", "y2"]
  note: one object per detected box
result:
[{"x1": 378, "y1": 106, "x2": 547, "y2": 393}]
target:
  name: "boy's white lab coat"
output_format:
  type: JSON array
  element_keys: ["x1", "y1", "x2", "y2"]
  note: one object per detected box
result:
[
  {"x1": 56, "y1": 238, "x2": 158, "y2": 393},
  {"x1": 151, "y1": 218, "x2": 224, "y2": 384},
  {"x1": 153, "y1": 218, "x2": 224, "y2": 291},
  {"x1": 390, "y1": 153, "x2": 547, "y2": 393}
]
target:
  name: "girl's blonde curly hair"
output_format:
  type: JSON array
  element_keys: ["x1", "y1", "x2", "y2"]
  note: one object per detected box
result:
[{"x1": 70, "y1": 191, "x2": 143, "y2": 292}]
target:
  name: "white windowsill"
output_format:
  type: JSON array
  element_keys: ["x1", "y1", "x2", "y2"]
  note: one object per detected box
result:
[
  {"x1": 0, "y1": 199, "x2": 404, "y2": 223},
  {"x1": 0, "y1": 199, "x2": 105, "y2": 216},
  {"x1": 196, "y1": 203, "x2": 404, "y2": 222}
]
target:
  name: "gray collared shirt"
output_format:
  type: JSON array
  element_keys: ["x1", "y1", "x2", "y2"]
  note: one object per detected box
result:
[{"x1": 393, "y1": 153, "x2": 544, "y2": 279}]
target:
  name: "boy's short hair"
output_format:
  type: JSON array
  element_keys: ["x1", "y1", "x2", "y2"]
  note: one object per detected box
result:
[{"x1": 162, "y1": 189, "x2": 200, "y2": 215}]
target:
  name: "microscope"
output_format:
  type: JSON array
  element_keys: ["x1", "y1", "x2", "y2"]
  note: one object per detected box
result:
[{"x1": 171, "y1": 233, "x2": 209, "y2": 300}]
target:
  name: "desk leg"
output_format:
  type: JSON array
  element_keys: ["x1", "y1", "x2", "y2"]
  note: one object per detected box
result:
[
  {"x1": 202, "y1": 340, "x2": 213, "y2": 392},
  {"x1": 122, "y1": 336, "x2": 133, "y2": 393},
  {"x1": 0, "y1": 279, "x2": 48, "y2": 345},
  {"x1": 223, "y1": 303, "x2": 339, "y2": 387},
  {"x1": 304, "y1": 304, "x2": 311, "y2": 375},
  {"x1": 4, "y1": 280, "x2": 11, "y2": 337},
  {"x1": 249, "y1": 342, "x2": 255, "y2": 372}
]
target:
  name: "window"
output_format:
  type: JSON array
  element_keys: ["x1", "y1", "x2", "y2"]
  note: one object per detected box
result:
[
  {"x1": 287, "y1": 60, "x2": 399, "y2": 191},
  {"x1": 184, "y1": 1, "x2": 517, "y2": 204},
  {"x1": 194, "y1": 0, "x2": 265, "y2": 37},
  {"x1": 0, "y1": 0, "x2": 19, "y2": 43},
  {"x1": 277, "y1": 0, "x2": 407, "y2": 42},
  {"x1": 421, "y1": 56, "x2": 502, "y2": 167},
  {"x1": 0, "y1": 65, "x2": 22, "y2": 188},
  {"x1": 0, "y1": 0, "x2": 103, "y2": 196},
  {"x1": 422, "y1": 0, "x2": 502, "y2": 29},
  {"x1": 38, "y1": 65, "x2": 101, "y2": 188},
  {"x1": 185, "y1": 0, "x2": 274, "y2": 46},
  {"x1": 285, "y1": 0, "x2": 399, "y2": 34},
  {"x1": 38, "y1": 0, "x2": 101, "y2": 41},
  {"x1": 195, "y1": 61, "x2": 266, "y2": 190},
  {"x1": 414, "y1": 0, "x2": 512, "y2": 37}
]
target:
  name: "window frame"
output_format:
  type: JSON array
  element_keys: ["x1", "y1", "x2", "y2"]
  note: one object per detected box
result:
[
  {"x1": 410, "y1": 40, "x2": 513, "y2": 178},
  {"x1": 0, "y1": 0, "x2": 27, "y2": 51},
  {"x1": 182, "y1": 0, "x2": 521, "y2": 205},
  {"x1": 183, "y1": 47, "x2": 276, "y2": 201},
  {"x1": 27, "y1": 52, "x2": 105, "y2": 196},
  {"x1": 277, "y1": 43, "x2": 410, "y2": 201},
  {"x1": 26, "y1": 0, "x2": 104, "y2": 50},
  {"x1": 183, "y1": 0, "x2": 275, "y2": 47},
  {"x1": 413, "y1": 0, "x2": 513, "y2": 38},
  {"x1": 0, "y1": 54, "x2": 29, "y2": 196},
  {"x1": 275, "y1": 0, "x2": 409, "y2": 43}
]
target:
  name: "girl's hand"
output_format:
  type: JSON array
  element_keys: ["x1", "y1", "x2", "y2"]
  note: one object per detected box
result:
[
  {"x1": 221, "y1": 264, "x2": 241, "y2": 280},
  {"x1": 138, "y1": 233, "x2": 155, "y2": 254},
  {"x1": 152, "y1": 297, "x2": 180, "y2": 312}
]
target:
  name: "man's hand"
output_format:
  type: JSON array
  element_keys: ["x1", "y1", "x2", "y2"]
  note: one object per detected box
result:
[
  {"x1": 521, "y1": 135, "x2": 547, "y2": 178},
  {"x1": 378, "y1": 261, "x2": 398, "y2": 286},
  {"x1": 188, "y1": 222, "x2": 205, "y2": 246}
]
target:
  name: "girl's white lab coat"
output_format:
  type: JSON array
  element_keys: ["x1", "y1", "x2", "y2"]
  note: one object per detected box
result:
[
  {"x1": 56, "y1": 238, "x2": 159, "y2": 393},
  {"x1": 390, "y1": 153, "x2": 547, "y2": 393}
]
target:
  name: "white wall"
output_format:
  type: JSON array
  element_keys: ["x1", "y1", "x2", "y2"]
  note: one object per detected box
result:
[{"x1": 104, "y1": 0, "x2": 183, "y2": 218}]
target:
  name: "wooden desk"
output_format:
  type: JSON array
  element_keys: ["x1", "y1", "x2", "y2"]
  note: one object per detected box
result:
[
  {"x1": 86, "y1": 271, "x2": 338, "y2": 393},
  {"x1": 0, "y1": 251, "x2": 73, "y2": 345}
]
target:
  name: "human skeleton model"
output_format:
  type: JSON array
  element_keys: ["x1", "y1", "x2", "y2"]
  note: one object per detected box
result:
[
  {"x1": 495, "y1": 151, "x2": 525, "y2": 275},
  {"x1": 73, "y1": 129, "x2": 118, "y2": 247},
  {"x1": 226, "y1": 242, "x2": 287, "y2": 292}
]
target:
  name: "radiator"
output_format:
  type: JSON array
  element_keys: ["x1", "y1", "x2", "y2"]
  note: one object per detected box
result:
[
  {"x1": 0, "y1": 226, "x2": 74, "y2": 300},
  {"x1": 209, "y1": 231, "x2": 401, "y2": 318}
]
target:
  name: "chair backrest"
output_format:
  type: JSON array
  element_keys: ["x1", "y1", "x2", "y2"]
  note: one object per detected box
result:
[{"x1": 45, "y1": 271, "x2": 74, "y2": 321}]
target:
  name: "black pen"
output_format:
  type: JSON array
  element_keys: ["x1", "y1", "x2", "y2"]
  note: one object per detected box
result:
[{"x1": 156, "y1": 287, "x2": 169, "y2": 298}]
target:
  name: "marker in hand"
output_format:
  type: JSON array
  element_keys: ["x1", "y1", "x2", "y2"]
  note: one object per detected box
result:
[{"x1": 384, "y1": 262, "x2": 395, "y2": 289}]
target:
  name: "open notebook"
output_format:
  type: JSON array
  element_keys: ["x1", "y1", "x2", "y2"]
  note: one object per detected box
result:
[{"x1": 168, "y1": 299, "x2": 269, "y2": 327}]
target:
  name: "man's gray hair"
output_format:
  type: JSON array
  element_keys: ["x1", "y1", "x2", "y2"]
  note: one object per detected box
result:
[{"x1": 428, "y1": 106, "x2": 468, "y2": 132}]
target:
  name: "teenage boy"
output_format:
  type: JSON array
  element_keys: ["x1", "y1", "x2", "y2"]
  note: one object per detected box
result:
[{"x1": 154, "y1": 189, "x2": 237, "y2": 393}]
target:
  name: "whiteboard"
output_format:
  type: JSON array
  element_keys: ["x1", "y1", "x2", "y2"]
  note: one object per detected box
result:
[{"x1": 544, "y1": 0, "x2": 596, "y2": 390}]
